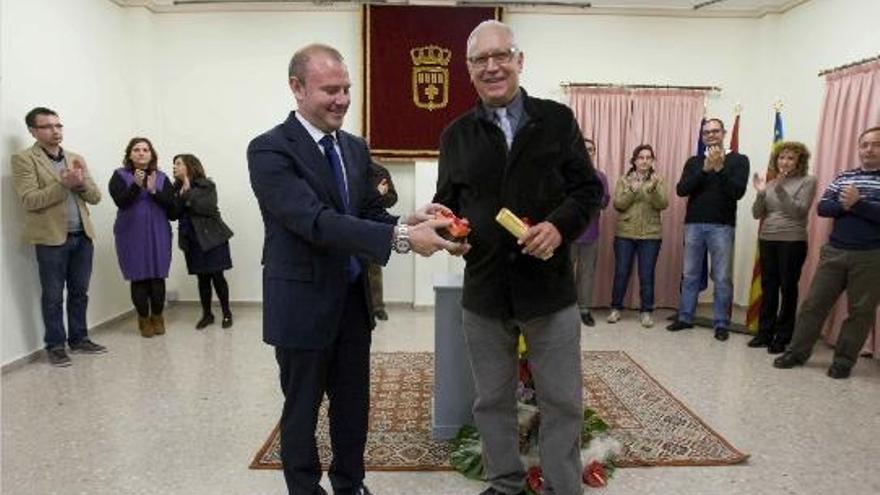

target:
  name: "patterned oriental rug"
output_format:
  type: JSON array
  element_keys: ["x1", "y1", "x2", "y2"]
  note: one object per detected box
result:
[{"x1": 250, "y1": 351, "x2": 747, "y2": 470}]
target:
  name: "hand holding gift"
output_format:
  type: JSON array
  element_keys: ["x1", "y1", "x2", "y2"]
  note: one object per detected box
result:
[
  {"x1": 495, "y1": 208, "x2": 555, "y2": 261},
  {"x1": 436, "y1": 210, "x2": 471, "y2": 241},
  {"x1": 435, "y1": 210, "x2": 471, "y2": 256}
]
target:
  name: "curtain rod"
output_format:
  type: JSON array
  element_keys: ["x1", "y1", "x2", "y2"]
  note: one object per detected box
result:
[
  {"x1": 818, "y1": 54, "x2": 880, "y2": 77},
  {"x1": 560, "y1": 82, "x2": 721, "y2": 92}
]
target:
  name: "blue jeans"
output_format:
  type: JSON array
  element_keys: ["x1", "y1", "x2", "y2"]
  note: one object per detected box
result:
[
  {"x1": 679, "y1": 224, "x2": 734, "y2": 328},
  {"x1": 611, "y1": 237, "x2": 662, "y2": 312},
  {"x1": 35, "y1": 233, "x2": 94, "y2": 348}
]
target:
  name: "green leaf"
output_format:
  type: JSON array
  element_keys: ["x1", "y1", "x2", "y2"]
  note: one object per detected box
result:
[
  {"x1": 450, "y1": 424, "x2": 485, "y2": 480},
  {"x1": 581, "y1": 408, "x2": 610, "y2": 442}
]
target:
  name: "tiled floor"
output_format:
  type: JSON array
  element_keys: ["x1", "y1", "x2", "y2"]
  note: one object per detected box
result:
[{"x1": 2, "y1": 304, "x2": 879, "y2": 495}]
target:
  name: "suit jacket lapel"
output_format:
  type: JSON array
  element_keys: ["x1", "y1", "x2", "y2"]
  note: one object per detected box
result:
[
  {"x1": 281, "y1": 113, "x2": 345, "y2": 212},
  {"x1": 337, "y1": 132, "x2": 361, "y2": 213},
  {"x1": 30, "y1": 144, "x2": 62, "y2": 184}
]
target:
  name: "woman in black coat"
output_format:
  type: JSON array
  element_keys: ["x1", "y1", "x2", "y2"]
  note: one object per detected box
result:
[{"x1": 172, "y1": 154, "x2": 234, "y2": 329}]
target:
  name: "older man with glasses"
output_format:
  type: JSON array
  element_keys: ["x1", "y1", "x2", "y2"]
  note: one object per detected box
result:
[
  {"x1": 434, "y1": 20, "x2": 603, "y2": 495},
  {"x1": 667, "y1": 118, "x2": 750, "y2": 341}
]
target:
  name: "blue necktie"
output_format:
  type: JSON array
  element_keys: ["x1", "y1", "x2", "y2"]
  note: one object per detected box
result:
[
  {"x1": 319, "y1": 134, "x2": 361, "y2": 282},
  {"x1": 495, "y1": 107, "x2": 514, "y2": 149}
]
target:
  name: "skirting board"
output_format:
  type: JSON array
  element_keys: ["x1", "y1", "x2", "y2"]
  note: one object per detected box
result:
[{"x1": 1, "y1": 308, "x2": 134, "y2": 374}]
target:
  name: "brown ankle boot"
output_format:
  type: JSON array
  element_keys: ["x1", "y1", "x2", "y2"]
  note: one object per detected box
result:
[
  {"x1": 151, "y1": 314, "x2": 166, "y2": 335},
  {"x1": 138, "y1": 316, "x2": 154, "y2": 338}
]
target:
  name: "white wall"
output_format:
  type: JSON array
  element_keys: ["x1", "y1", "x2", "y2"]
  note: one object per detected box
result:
[
  {"x1": 1, "y1": 0, "x2": 155, "y2": 364},
  {"x1": 3, "y1": 0, "x2": 879, "y2": 364}
]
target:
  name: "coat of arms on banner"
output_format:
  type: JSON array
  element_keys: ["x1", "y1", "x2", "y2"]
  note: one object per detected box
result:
[
  {"x1": 411, "y1": 45, "x2": 452, "y2": 112},
  {"x1": 364, "y1": 5, "x2": 500, "y2": 158}
]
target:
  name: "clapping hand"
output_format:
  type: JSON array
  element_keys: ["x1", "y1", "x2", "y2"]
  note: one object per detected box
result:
[
  {"x1": 704, "y1": 146, "x2": 724, "y2": 172},
  {"x1": 628, "y1": 173, "x2": 642, "y2": 192},
  {"x1": 840, "y1": 185, "x2": 860, "y2": 210},
  {"x1": 377, "y1": 178, "x2": 389, "y2": 196},
  {"x1": 146, "y1": 171, "x2": 157, "y2": 194},
  {"x1": 752, "y1": 172, "x2": 767, "y2": 193},
  {"x1": 134, "y1": 169, "x2": 147, "y2": 188}
]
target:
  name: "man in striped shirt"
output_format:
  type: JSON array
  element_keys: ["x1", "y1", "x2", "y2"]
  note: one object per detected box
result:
[{"x1": 774, "y1": 126, "x2": 880, "y2": 379}]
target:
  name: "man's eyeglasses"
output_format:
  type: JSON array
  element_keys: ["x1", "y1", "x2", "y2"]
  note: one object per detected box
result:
[
  {"x1": 467, "y1": 47, "x2": 519, "y2": 69},
  {"x1": 701, "y1": 128, "x2": 723, "y2": 136},
  {"x1": 32, "y1": 124, "x2": 64, "y2": 130}
]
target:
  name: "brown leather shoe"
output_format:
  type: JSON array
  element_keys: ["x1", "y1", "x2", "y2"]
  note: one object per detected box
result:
[
  {"x1": 138, "y1": 316, "x2": 154, "y2": 338},
  {"x1": 151, "y1": 314, "x2": 166, "y2": 335}
]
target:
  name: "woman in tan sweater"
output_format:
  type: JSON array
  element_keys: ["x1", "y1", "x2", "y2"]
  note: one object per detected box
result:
[
  {"x1": 607, "y1": 144, "x2": 668, "y2": 327},
  {"x1": 749, "y1": 141, "x2": 817, "y2": 353}
]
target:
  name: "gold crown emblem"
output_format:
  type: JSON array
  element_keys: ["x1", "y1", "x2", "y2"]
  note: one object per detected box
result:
[{"x1": 410, "y1": 45, "x2": 452, "y2": 66}]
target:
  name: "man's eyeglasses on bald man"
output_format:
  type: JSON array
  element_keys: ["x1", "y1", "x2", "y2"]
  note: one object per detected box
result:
[{"x1": 467, "y1": 47, "x2": 519, "y2": 69}]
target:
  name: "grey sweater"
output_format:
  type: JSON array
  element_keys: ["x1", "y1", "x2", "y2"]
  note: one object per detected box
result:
[{"x1": 752, "y1": 175, "x2": 817, "y2": 241}]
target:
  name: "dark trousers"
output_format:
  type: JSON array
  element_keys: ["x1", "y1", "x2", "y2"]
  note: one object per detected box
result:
[
  {"x1": 789, "y1": 245, "x2": 880, "y2": 369},
  {"x1": 35, "y1": 233, "x2": 93, "y2": 348},
  {"x1": 275, "y1": 281, "x2": 372, "y2": 495},
  {"x1": 757, "y1": 239, "x2": 807, "y2": 345},
  {"x1": 130, "y1": 279, "x2": 165, "y2": 318},
  {"x1": 196, "y1": 272, "x2": 231, "y2": 317},
  {"x1": 611, "y1": 237, "x2": 662, "y2": 312}
]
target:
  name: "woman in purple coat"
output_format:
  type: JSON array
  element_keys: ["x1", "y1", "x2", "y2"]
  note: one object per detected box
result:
[{"x1": 109, "y1": 137, "x2": 176, "y2": 337}]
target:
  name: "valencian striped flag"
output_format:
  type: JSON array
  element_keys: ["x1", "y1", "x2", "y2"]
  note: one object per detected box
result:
[{"x1": 746, "y1": 110, "x2": 784, "y2": 333}]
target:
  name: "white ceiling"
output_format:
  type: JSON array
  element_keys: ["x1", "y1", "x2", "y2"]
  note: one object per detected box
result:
[{"x1": 112, "y1": 0, "x2": 809, "y2": 18}]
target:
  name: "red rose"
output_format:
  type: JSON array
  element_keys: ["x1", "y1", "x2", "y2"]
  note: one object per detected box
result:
[
  {"x1": 582, "y1": 461, "x2": 607, "y2": 488},
  {"x1": 527, "y1": 466, "x2": 544, "y2": 493}
]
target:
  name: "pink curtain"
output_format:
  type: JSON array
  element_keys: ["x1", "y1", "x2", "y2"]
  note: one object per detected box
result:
[
  {"x1": 800, "y1": 60, "x2": 880, "y2": 359},
  {"x1": 569, "y1": 87, "x2": 705, "y2": 309}
]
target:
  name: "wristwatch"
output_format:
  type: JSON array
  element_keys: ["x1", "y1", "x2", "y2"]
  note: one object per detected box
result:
[{"x1": 392, "y1": 224, "x2": 411, "y2": 254}]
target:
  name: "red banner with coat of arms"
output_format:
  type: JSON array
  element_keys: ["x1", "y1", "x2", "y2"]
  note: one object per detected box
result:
[{"x1": 363, "y1": 5, "x2": 500, "y2": 159}]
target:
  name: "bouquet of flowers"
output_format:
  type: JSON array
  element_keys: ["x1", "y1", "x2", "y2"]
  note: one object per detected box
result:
[{"x1": 451, "y1": 336, "x2": 619, "y2": 493}]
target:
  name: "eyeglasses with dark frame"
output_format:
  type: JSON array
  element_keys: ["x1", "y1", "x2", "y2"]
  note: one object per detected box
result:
[{"x1": 467, "y1": 47, "x2": 519, "y2": 69}]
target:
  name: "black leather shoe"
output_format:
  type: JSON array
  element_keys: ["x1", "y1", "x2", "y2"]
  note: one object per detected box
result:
[
  {"x1": 714, "y1": 327, "x2": 729, "y2": 341},
  {"x1": 580, "y1": 312, "x2": 595, "y2": 327},
  {"x1": 195, "y1": 314, "x2": 215, "y2": 329},
  {"x1": 747, "y1": 335, "x2": 770, "y2": 348},
  {"x1": 773, "y1": 352, "x2": 807, "y2": 369},
  {"x1": 46, "y1": 346, "x2": 72, "y2": 367},
  {"x1": 666, "y1": 320, "x2": 694, "y2": 332},
  {"x1": 767, "y1": 341, "x2": 787, "y2": 354},
  {"x1": 827, "y1": 364, "x2": 851, "y2": 379},
  {"x1": 340, "y1": 485, "x2": 371, "y2": 495},
  {"x1": 221, "y1": 314, "x2": 233, "y2": 328},
  {"x1": 375, "y1": 309, "x2": 388, "y2": 321}
]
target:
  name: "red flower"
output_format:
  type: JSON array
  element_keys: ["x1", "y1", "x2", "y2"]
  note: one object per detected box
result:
[
  {"x1": 582, "y1": 461, "x2": 607, "y2": 488},
  {"x1": 527, "y1": 466, "x2": 544, "y2": 493},
  {"x1": 518, "y1": 359, "x2": 532, "y2": 383}
]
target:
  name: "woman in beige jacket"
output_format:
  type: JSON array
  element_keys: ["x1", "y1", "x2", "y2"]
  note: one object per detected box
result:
[{"x1": 607, "y1": 144, "x2": 668, "y2": 327}]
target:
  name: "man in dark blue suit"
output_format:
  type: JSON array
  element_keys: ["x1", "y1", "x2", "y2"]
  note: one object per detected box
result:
[{"x1": 248, "y1": 44, "x2": 460, "y2": 495}]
